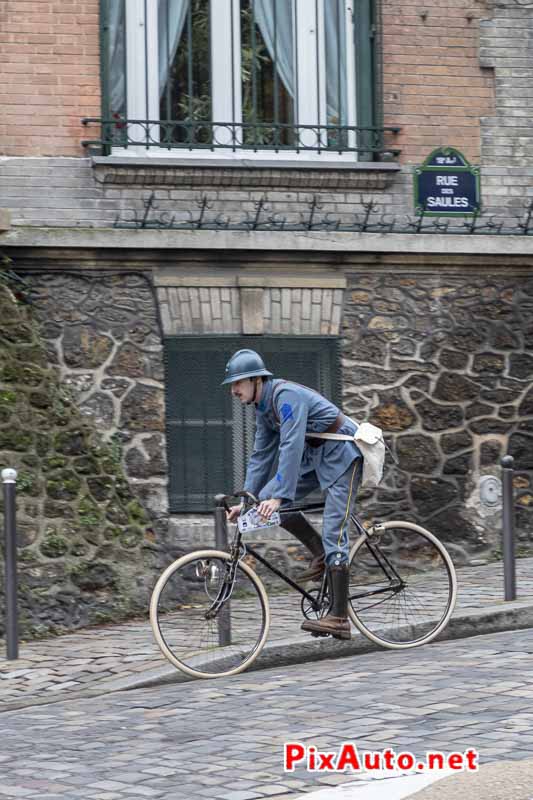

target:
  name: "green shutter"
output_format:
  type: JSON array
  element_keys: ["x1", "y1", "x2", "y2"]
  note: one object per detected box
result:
[
  {"x1": 355, "y1": 0, "x2": 380, "y2": 161},
  {"x1": 164, "y1": 336, "x2": 342, "y2": 512}
]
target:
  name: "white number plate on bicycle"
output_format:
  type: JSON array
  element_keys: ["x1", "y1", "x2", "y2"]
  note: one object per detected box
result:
[{"x1": 237, "y1": 508, "x2": 281, "y2": 533}]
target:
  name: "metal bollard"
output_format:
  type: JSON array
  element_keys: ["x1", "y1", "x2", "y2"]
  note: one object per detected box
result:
[
  {"x1": 501, "y1": 455, "x2": 516, "y2": 601},
  {"x1": 214, "y1": 497, "x2": 231, "y2": 647},
  {"x1": 2, "y1": 468, "x2": 18, "y2": 660}
]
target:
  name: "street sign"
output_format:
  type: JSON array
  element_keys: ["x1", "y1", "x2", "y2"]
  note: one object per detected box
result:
[{"x1": 414, "y1": 147, "x2": 481, "y2": 216}]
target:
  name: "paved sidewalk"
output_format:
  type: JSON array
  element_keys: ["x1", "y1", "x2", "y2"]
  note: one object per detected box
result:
[{"x1": 1, "y1": 557, "x2": 533, "y2": 712}]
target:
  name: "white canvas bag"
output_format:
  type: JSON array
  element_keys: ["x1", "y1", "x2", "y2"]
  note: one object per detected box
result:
[{"x1": 304, "y1": 420, "x2": 386, "y2": 488}]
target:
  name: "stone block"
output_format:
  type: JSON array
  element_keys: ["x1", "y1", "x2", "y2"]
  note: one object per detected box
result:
[
  {"x1": 0, "y1": 208, "x2": 11, "y2": 232},
  {"x1": 241, "y1": 288, "x2": 264, "y2": 335}
]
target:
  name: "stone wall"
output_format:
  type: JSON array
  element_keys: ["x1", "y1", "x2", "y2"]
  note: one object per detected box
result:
[
  {"x1": 0, "y1": 275, "x2": 169, "y2": 637},
  {"x1": 27, "y1": 272, "x2": 167, "y2": 522},
  {"x1": 2, "y1": 261, "x2": 532, "y2": 638},
  {"x1": 342, "y1": 270, "x2": 533, "y2": 562},
  {"x1": 28, "y1": 265, "x2": 532, "y2": 568}
]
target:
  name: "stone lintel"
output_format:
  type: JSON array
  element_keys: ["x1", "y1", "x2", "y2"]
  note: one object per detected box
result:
[
  {"x1": 153, "y1": 271, "x2": 347, "y2": 289},
  {"x1": 154, "y1": 272, "x2": 234, "y2": 287},
  {"x1": 237, "y1": 275, "x2": 347, "y2": 289}
]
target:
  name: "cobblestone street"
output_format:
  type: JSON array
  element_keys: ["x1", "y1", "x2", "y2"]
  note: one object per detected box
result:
[
  {"x1": 2, "y1": 557, "x2": 533, "y2": 710},
  {"x1": 2, "y1": 627, "x2": 533, "y2": 799}
]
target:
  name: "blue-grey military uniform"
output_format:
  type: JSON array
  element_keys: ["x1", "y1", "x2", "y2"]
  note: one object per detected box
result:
[{"x1": 243, "y1": 379, "x2": 362, "y2": 566}]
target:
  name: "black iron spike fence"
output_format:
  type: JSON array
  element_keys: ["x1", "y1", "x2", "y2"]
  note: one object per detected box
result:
[{"x1": 113, "y1": 193, "x2": 533, "y2": 236}]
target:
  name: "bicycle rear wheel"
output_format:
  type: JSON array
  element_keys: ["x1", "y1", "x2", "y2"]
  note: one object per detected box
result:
[
  {"x1": 348, "y1": 521, "x2": 457, "y2": 649},
  {"x1": 150, "y1": 549, "x2": 270, "y2": 679}
]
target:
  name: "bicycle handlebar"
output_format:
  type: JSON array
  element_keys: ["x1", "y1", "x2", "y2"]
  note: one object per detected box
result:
[{"x1": 214, "y1": 490, "x2": 259, "y2": 512}]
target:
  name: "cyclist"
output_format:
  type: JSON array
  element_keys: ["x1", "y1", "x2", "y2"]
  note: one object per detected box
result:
[{"x1": 222, "y1": 349, "x2": 362, "y2": 641}]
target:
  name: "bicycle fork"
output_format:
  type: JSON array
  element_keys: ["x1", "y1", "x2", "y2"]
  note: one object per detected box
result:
[
  {"x1": 349, "y1": 530, "x2": 406, "y2": 604},
  {"x1": 203, "y1": 556, "x2": 239, "y2": 620}
]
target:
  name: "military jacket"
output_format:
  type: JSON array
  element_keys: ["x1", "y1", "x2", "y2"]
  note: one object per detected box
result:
[{"x1": 243, "y1": 378, "x2": 362, "y2": 502}]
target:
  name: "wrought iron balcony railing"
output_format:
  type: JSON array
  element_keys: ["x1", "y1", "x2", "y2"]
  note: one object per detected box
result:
[{"x1": 81, "y1": 117, "x2": 401, "y2": 160}]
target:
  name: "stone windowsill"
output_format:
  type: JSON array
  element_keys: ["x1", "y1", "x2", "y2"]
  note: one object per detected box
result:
[{"x1": 91, "y1": 155, "x2": 401, "y2": 192}]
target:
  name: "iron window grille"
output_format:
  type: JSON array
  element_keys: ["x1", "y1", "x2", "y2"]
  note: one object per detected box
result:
[
  {"x1": 164, "y1": 335, "x2": 342, "y2": 512},
  {"x1": 84, "y1": 0, "x2": 398, "y2": 161}
]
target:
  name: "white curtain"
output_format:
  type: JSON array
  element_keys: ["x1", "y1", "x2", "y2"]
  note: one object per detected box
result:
[
  {"x1": 325, "y1": 0, "x2": 347, "y2": 124},
  {"x1": 108, "y1": 1, "x2": 126, "y2": 115},
  {"x1": 108, "y1": 0, "x2": 189, "y2": 115},
  {"x1": 255, "y1": 0, "x2": 347, "y2": 123},
  {"x1": 254, "y1": 0, "x2": 295, "y2": 98},
  {"x1": 158, "y1": 0, "x2": 189, "y2": 99}
]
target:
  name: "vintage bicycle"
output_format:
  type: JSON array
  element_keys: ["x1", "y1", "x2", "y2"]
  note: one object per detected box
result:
[{"x1": 150, "y1": 491, "x2": 457, "y2": 679}]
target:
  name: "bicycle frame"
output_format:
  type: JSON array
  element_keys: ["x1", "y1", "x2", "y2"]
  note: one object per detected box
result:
[
  {"x1": 208, "y1": 493, "x2": 409, "y2": 624},
  {"x1": 232, "y1": 525, "x2": 327, "y2": 614},
  {"x1": 213, "y1": 500, "x2": 406, "y2": 617}
]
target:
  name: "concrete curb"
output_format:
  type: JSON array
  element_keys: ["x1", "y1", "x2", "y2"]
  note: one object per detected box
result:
[
  {"x1": 2, "y1": 601, "x2": 531, "y2": 714},
  {"x1": 108, "y1": 600, "x2": 533, "y2": 693}
]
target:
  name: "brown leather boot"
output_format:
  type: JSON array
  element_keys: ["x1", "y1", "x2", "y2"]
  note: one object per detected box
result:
[
  {"x1": 280, "y1": 511, "x2": 325, "y2": 582},
  {"x1": 301, "y1": 565, "x2": 351, "y2": 640}
]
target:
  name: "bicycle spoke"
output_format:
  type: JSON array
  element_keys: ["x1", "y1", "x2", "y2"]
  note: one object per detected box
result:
[
  {"x1": 151, "y1": 551, "x2": 269, "y2": 678},
  {"x1": 349, "y1": 523, "x2": 456, "y2": 648}
]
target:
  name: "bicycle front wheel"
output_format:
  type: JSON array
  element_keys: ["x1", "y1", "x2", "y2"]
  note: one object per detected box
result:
[
  {"x1": 150, "y1": 549, "x2": 270, "y2": 679},
  {"x1": 348, "y1": 521, "x2": 457, "y2": 649}
]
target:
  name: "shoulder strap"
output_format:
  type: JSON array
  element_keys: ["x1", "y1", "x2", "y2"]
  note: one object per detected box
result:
[{"x1": 271, "y1": 380, "x2": 288, "y2": 424}]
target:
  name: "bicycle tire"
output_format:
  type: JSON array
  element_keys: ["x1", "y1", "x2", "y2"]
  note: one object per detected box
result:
[
  {"x1": 150, "y1": 549, "x2": 270, "y2": 679},
  {"x1": 348, "y1": 520, "x2": 457, "y2": 649}
]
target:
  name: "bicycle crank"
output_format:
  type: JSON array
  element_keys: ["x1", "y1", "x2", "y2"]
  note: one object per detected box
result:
[{"x1": 301, "y1": 588, "x2": 331, "y2": 621}]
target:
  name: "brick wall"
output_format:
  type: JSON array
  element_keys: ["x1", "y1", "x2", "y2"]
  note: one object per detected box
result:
[
  {"x1": 0, "y1": 0, "x2": 100, "y2": 157},
  {"x1": 478, "y1": 1, "x2": 533, "y2": 217},
  {"x1": 382, "y1": 0, "x2": 495, "y2": 165},
  {"x1": 4, "y1": 1, "x2": 533, "y2": 221},
  {"x1": 0, "y1": 0, "x2": 496, "y2": 165}
]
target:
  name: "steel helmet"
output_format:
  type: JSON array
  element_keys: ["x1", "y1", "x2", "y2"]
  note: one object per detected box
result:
[{"x1": 221, "y1": 349, "x2": 273, "y2": 385}]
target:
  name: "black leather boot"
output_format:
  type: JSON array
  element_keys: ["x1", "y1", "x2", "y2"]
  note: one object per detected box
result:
[
  {"x1": 301, "y1": 565, "x2": 351, "y2": 640},
  {"x1": 280, "y1": 511, "x2": 325, "y2": 581}
]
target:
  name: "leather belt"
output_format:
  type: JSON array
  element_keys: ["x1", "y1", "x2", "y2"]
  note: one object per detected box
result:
[{"x1": 306, "y1": 412, "x2": 346, "y2": 448}]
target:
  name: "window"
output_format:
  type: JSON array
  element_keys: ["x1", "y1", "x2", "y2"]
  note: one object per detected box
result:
[
  {"x1": 164, "y1": 336, "x2": 342, "y2": 512},
  {"x1": 100, "y1": 0, "x2": 383, "y2": 160}
]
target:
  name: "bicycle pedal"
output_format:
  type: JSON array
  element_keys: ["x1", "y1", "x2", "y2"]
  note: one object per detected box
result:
[{"x1": 310, "y1": 631, "x2": 331, "y2": 638}]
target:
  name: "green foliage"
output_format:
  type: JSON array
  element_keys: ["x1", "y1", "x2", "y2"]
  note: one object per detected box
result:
[
  {"x1": 126, "y1": 500, "x2": 148, "y2": 525},
  {"x1": 78, "y1": 495, "x2": 102, "y2": 527},
  {"x1": 43, "y1": 456, "x2": 68, "y2": 472},
  {"x1": 0, "y1": 259, "x2": 32, "y2": 305},
  {"x1": 45, "y1": 470, "x2": 81, "y2": 501},
  {"x1": 40, "y1": 533, "x2": 69, "y2": 559},
  {"x1": 16, "y1": 470, "x2": 35, "y2": 494},
  {"x1": 0, "y1": 389, "x2": 17, "y2": 407}
]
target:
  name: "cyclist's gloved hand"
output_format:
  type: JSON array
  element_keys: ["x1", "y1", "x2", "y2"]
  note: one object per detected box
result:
[
  {"x1": 227, "y1": 504, "x2": 243, "y2": 522},
  {"x1": 257, "y1": 497, "x2": 282, "y2": 520}
]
